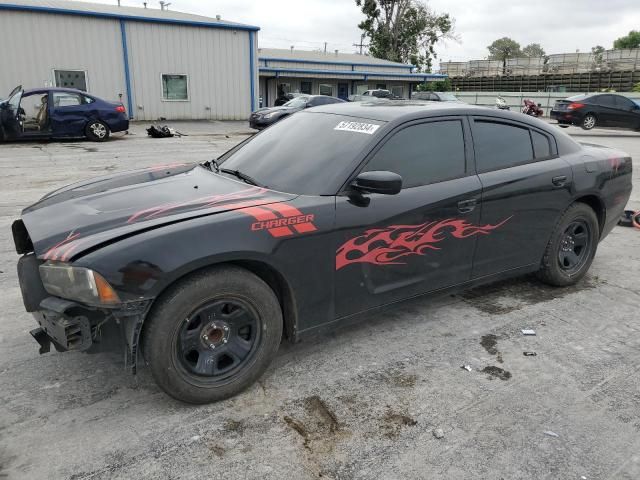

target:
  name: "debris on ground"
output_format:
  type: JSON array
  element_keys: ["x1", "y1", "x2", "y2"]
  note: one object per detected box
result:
[
  {"x1": 146, "y1": 125, "x2": 187, "y2": 138},
  {"x1": 521, "y1": 329, "x2": 536, "y2": 335},
  {"x1": 433, "y1": 428, "x2": 445, "y2": 439},
  {"x1": 461, "y1": 365, "x2": 473, "y2": 372},
  {"x1": 523, "y1": 351, "x2": 538, "y2": 356},
  {"x1": 543, "y1": 430, "x2": 559, "y2": 438},
  {"x1": 618, "y1": 209, "x2": 640, "y2": 229}
]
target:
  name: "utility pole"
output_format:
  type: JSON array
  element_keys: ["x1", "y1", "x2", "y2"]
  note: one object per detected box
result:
[
  {"x1": 353, "y1": 34, "x2": 368, "y2": 55},
  {"x1": 324, "y1": 42, "x2": 327, "y2": 54}
]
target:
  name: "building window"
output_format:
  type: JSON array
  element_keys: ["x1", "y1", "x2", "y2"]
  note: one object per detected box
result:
[
  {"x1": 376, "y1": 83, "x2": 387, "y2": 90},
  {"x1": 319, "y1": 84, "x2": 333, "y2": 96},
  {"x1": 162, "y1": 74, "x2": 189, "y2": 101},
  {"x1": 355, "y1": 84, "x2": 369, "y2": 95},
  {"x1": 53, "y1": 70, "x2": 87, "y2": 91},
  {"x1": 300, "y1": 81, "x2": 312, "y2": 95},
  {"x1": 391, "y1": 86, "x2": 404, "y2": 98}
]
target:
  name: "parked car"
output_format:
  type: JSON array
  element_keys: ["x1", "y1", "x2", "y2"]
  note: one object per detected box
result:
[
  {"x1": 13, "y1": 102, "x2": 632, "y2": 403},
  {"x1": 249, "y1": 94, "x2": 345, "y2": 130},
  {"x1": 550, "y1": 93, "x2": 640, "y2": 130},
  {"x1": 0, "y1": 85, "x2": 129, "y2": 142},
  {"x1": 411, "y1": 91, "x2": 461, "y2": 102},
  {"x1": 273, "y1": 92, "x2": 304, "y2": 107},
  {"x1": 348, "y1": 94, "x2": 397, "y2": 103},
  {"x1": 361, "y1": 89, "x2": 393, "y2": 98}
]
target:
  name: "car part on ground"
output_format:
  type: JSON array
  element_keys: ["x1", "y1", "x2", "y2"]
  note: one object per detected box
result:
[
  {"x1": 12, "y1": 101, "x2": 633, "y2": 403},
  {"x1": 522, "y1": 99, "x2": 544, "y2": 117}
]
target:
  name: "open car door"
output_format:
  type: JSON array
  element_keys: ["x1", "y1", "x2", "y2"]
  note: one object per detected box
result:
[{"x1": 0, "y1": 85, "x2": 24, "y2": 141}]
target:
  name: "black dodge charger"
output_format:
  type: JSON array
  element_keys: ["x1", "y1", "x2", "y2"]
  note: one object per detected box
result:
[{"x1": 13, "y1": 102, "x2": 632, "y2": 403}]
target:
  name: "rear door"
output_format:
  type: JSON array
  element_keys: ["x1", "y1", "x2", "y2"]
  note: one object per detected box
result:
[
  {"x1": 612, "y1": 95, "x2": 640, "y2": 128},
  {"x1": 591, "y1": 95, "x2": 617, "y2": 126},
  {"x1": 470, "y1": 117, "x2": 573, "y2": 278},
  {"x1": 335, "y1": 117, "x2": 485, "y2": 318},
  {"x1": 50, "y1": 91, "x2": 90, "y2": 136}
]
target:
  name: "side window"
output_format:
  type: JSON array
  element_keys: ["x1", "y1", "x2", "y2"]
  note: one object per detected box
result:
[
  {"x1": 82, "y1": 95, "x2": 95, "y2": 105},
  {"x1": 473, "y1": 120, "x2": 533, "y2": 172},
  {"x1": 531, "y1": 130, "x2": 551, "y2": 159},
  {"x1": 614, "y1": 96, "x2": 633, "y2": 109},
  {"x1": 363, "y1": 120, "x2": 466, "y2": 189},
  {"x1": 52, "y1": 92, "x2": 82, "y2": 107},
  {"x1": 595, "y1": 95, "x2": 615, "y2": 107}
]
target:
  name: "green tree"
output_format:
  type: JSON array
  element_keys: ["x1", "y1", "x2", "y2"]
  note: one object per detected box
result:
[
  {"x1": 355, "y1": 0, "x2": 455, "y2": 72},
  {"x1": 522, "y1": 43, "x2": 545, "y2": 57},
  {"x1": 487, "y1": 37, "x2": 522, "y2": 73},
  {"x1": 613, "y1": 30, "x2": 640, "y2": 49},
  {"x1": 592, "y1": 45, "x2": 605, "y2": 66}
]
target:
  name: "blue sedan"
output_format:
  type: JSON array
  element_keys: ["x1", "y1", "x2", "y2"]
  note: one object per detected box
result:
[{"x1": 0, "y1": 85, "x2": 129, "y2": 142}]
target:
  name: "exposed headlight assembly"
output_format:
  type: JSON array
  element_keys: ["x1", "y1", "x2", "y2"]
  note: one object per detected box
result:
[{"x1": 39, "y1": 262, "x2": 120, "y2": 306}]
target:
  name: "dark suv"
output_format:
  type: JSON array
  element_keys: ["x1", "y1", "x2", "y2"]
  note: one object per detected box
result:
[{"x1": 551, "y1": 93, "x2": 640, "y2": 131}]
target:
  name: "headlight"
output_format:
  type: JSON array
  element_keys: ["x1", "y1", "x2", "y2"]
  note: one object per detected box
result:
[
  {"x1": 263, "y1": 111, "x2": 280, "y2": 119},
  {"x1": 39, "y1": 262, "x2": 120, "y2": 305}
]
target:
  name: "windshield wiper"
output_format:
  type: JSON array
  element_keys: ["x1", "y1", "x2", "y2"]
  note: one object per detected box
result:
[{"x1": 220, "y1": 168, "x2": 263, "y2": 187}]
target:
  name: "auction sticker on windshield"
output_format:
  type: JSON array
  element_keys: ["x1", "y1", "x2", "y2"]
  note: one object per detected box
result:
[{"x1": 334, "y1": 121, "x2": 380, "y2": 134}]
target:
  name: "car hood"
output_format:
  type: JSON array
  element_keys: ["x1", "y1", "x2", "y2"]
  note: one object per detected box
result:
[
  {"x1": 21, "y1": 163, "x2": 296, "y2": 260},
  {"x1": 253, "y1": 106, "x2": 300, "y2": 115}
]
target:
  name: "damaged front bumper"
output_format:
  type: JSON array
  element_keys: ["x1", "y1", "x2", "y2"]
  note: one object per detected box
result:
[{"x1": 18, "y1": 253, "x2": 151, "y2": 373}]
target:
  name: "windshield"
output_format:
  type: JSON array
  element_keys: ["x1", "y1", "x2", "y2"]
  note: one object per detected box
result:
[
  {"x1": 283, "y1": 96, "x2": 309, "y2": 108},
  {"x1": 219, "y1": 112, "x2": 385, "y2": 195},
  {"x1": 439, "y1": 92, "x2": 458, "y2": 101}
]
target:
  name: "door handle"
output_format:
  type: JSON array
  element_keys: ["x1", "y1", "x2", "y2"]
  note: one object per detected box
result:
[
  {"x1": 457, "y1": 198, "x2": 477, "y2": 213},
  {"x1": 552, "y1": 175, "x2": 567, "y2": 187}
]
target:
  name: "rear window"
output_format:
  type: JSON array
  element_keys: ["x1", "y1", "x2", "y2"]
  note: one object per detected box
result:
[{"x1": 219, "y1": 112, "x2": 384, "y2": 195}]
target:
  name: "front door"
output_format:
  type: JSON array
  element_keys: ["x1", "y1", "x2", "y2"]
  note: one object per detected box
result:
[
  {"x1": 334, "y1": 117, "x2": 486, "y2": 318},
  {"x1": 0, "y1": 85, "x2": 23, "y2": 141},
  {"x1": 337, "y1": 83, "x2": 349, "y2": 100},
  {"x1": 613, "y1": 95, "x2": 640, "y2": 128},
  {"x1": 469, "y1": 116, "x2": 573, "y2": 278}
]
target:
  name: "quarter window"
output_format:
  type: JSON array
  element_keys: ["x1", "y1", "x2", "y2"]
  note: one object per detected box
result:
[
  {"x1": 473, "y1": 120, "x2": 533, "y2": 172},
  {"x1": 161, "y1": 74, "x2": 189, "y2": 101},
  {"x1": 364, "y1": 120, "x2": 466, "y2": 188},
  {"x1": 531, "y1": 130, "x2": 551, "y2": 159}
]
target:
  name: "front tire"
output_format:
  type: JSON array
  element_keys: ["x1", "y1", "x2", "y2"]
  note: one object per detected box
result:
[
  {"x1": 85, "y1": 120, "x2": 110, "y2": 142},
  {"x1": 537, "y1": 203, "x2": 599, "y2": 287},
  {"x1": 581, "y1": 113, "x2": 597, "y2": 130},
  {"x1": 142, "y1": 266, "x2": 283, "y2": 404}
]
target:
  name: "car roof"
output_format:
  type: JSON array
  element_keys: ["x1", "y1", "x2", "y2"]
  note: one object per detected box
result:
[
  {"x1": 309, "y1": 100, "x2": 559, "y2": 131},
  {"x1": 23, "y1": 87, "x2": 92, "y2": 96}
]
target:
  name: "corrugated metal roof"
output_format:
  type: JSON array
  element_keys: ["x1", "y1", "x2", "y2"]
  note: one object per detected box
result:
[
  {"x1": 0, "y1": 0, "x2": 259, "y2": 30},
  {"x1": 258, "y1": 48, "x2": 414, "y2": 68}
]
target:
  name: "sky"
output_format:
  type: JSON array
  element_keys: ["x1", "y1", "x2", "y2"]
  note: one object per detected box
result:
[{"x1": 84, "y1": 0, "x2": 640, "y2": 70}]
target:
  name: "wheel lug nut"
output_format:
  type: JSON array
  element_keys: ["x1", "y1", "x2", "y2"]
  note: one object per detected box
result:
[
  {"x1": 223, "y1": 339, "x2": 227, "y2": 344},
  {"x1": 203, "y1": 335, "x2": 208, "y2": 340},
  {"x1": 210, "y1": 345, "x2": 215, "y2": 350}
]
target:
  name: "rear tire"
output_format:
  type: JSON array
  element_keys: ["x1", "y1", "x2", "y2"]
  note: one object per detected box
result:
[
  {"x1": 537, "y1": 203, "x2": 599, "y2": 287},
  {"x1": 581, "y1": 114, "x2": 597, "y2": 130},
  {"x1": 85, "y1": 120, "x2": 110, "y2": 142},
  {"x1": 142, "y1": 265, "x2": 282, "y2": 404}
]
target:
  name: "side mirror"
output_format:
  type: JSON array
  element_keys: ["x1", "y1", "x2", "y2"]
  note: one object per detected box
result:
[{"x1": 351, "y1": 171, "x2": 402, "y2": 195}]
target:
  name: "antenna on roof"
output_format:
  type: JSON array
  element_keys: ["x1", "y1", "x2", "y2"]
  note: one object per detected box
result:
[
  {"x1": 216, "y1": 14, "x2": 221, "y2": 20},
  {"x1": 290, "y1": 45, "x2": 294, "y2": 53},
  {"x1": 143, "y1": 2, "x2": 147, "y2": 8},
  {"x1": 159, "y1": 1, "x2": 171, "y2": 10}
]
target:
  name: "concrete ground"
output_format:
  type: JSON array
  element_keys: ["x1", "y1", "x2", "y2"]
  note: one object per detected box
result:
[{"x1": 0, "y1": 121, "x2": 639, "y2": 480}]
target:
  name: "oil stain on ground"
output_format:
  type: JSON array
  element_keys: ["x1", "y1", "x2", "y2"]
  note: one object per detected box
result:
[
  {"x1": 482, "y1": 366, "x2": 512, "y2": 381},
  {"x1": 381, "y1": 410, "x2": 418, "y2": 439},
  {"x1": 461, "y1": 275, "x2": 600, "y2": 315},
  {"x1": 480, "y1": 334, "x2": 503, "y2": 363}
]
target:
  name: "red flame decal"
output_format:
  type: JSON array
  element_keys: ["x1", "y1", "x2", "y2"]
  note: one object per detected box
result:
[{"x1": 336, "y1": 217, "x2": 511, "y2": 270}]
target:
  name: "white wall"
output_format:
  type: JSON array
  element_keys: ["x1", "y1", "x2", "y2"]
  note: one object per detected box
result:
[
  {"x1": 125, "y1": 21, "x2": 254, "y2": 120},
  {"x1": 0, "y1": 10, "x2": 126, "y2": 102}
]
